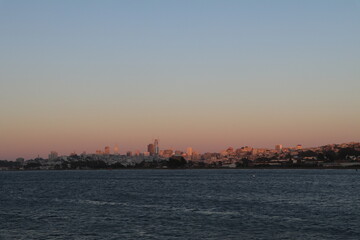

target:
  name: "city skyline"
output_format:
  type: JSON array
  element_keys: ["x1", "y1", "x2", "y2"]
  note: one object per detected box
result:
[
  {"x1": 6, "y1": 139, "x2": 360, "y2": 161},
  {"x1": 1, "y1": 0, "x2": 359, "y2": 160},
  {"x1": 5, "y1": 141, "x2": 359, "y2": 171}
]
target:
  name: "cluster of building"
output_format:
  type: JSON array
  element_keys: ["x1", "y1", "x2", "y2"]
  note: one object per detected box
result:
[
  {"x1": 1, "y1": 141, "x2": 360, "y2": 170},
  {"x1": 199, "y1": 142, "x2": 360, "y2": 168},
  {"x1": 90, "y1": 139, "x2": 194, "y2": 159}
]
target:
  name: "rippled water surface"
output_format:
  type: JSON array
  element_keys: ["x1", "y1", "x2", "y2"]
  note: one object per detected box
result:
[{"x1": 1, "y1": 169, "x2": 360, "y2": 239}]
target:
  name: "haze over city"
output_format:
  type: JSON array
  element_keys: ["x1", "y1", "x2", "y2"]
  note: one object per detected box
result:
[{"x1": 1, "y1": 0, "x2": 359, "y2": 160}]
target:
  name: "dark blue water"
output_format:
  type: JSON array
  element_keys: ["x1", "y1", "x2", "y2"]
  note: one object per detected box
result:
[{"x1": 1, "y1": 169, "x2": 359, "y2": 239}]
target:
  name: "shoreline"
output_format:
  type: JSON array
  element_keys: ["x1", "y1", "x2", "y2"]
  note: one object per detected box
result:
[{"x1": 1, "y1": 167, "x2": 359, "y2": 172}]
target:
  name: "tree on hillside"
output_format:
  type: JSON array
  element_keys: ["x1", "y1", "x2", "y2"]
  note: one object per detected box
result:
[{"x1": 168, "y1": 156, "x2": 187, "y2": 168}]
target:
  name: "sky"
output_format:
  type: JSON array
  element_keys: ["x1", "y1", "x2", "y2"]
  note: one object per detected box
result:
[{"x1": 0, "y1": 0, "x2": 359, "y2": 160}]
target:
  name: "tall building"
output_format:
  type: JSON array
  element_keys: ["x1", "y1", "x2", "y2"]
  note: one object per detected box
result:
[
  {"x1": 148, "y1": 144, "x2": 155, "y2": 156},
  {"x1": 192, "y1": 151, "x2": 200, "y2": 161},
  {"x1": 186, "y1": 147, "x2": 193, "y2": 157},
  {"x1": 154, "y1": 139, "x2": 159, "y2": 155},
  {"x1": 48, "y1": 151, "x2": 58, "y2": 161},
  {"x1": 114, "y1": 145, "x2": 119, "y2": 155},
  {"x1": 134, "y1": 150, "x2": 140, "y2": 156},
  {"x1": 275, "y1": 144, "x2": 283, "y2": 151},
  {"x1": 296, "y1": 144, "x2": 302, "y2": 150},
  {"x1": 104, "y1": 146, "x2": 110, "y2": 155}
]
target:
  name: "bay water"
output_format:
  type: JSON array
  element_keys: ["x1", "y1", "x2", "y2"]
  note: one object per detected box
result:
[{"x1": 1, "y1": 169, "x2": 359, "y2": 239}]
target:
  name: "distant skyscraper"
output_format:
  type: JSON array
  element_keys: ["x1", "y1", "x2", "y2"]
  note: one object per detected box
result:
[
  {"x1": 48, "y1": 151, "x2": 58, "y2": 160},
  {"x1": 275, "y1": 144, "x2": 283, "y2": 151},
  {"x1": 104, "y1": 146, "x2": 110, "y2": 155},
  {"x1": 154, "y1": 139, "x2": 159, "y2": 155},
  {"x1": 148, "y1": 144, "x2": 155, "y2": 156},
  {"x1": 134, "y1": 150, "x2": 140, "y2": 156},
  {"x1": 114, "y1": 145, "x2": 119, "y2": 155},
  {"x1": 186, "y1": 147, "x2": 193, "y2": 156}
]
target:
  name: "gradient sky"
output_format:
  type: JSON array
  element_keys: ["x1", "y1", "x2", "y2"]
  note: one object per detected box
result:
[{"x1": 1, "y1": 0, "x2": 359, "y2": 160}]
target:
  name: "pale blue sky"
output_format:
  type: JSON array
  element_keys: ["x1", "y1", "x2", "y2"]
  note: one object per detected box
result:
[{"x1": 0, "y1": 0, "x2": 359, "y2": 159}]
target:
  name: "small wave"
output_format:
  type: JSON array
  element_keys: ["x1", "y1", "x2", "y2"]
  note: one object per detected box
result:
[
  {"x1": 79, "y1": 199, "x2": 128, "y2": 206},
  {"x1": 196, "y1": 209, "x2": 240, "y2": 216},
  {"x1": 52, "y1": 198, "x2": 129, "y2": 207}
]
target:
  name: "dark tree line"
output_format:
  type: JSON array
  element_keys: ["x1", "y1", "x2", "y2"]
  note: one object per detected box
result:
[{"x1": 0, "y1": 160, "x2": 22, "y2": 169}]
